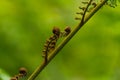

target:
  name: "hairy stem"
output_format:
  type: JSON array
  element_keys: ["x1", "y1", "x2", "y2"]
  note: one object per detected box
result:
[{"x1": 27, "y1": 0, "x2": 108, "y2": 80}]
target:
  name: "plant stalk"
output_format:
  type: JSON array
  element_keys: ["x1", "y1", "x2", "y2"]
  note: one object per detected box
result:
[{"x1": 27, "y1": 0, "x2": 108, "y2": 80}]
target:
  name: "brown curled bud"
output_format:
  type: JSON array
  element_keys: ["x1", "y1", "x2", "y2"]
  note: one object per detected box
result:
[
  {"x1": 64, "y1": 26, "x2": 71, "y2": 35},
  {"x1": 19, "y1": 67, "x2": 27, "y2": 76},
  {"x1": 51, "y1": 41, "x2": 56, "y2": 45},
  {"x1": 10, "y1": 77, "x2": 17, "y2": 80},
  {"x1": 52, "y1": 27, "x2": 60, "y2": 36},
  {"x1": 92, "y1": 2, "x2": 97, "y2": 7}
]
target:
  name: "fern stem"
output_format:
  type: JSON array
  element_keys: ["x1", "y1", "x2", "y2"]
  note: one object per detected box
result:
[{"x1": 27, "y1": 0, "x2": 108, "y2": 80}]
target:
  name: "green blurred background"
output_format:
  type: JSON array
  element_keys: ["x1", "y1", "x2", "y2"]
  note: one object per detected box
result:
[{"x1": 0, "y1": 0, "x2": 120, "y2": 80}]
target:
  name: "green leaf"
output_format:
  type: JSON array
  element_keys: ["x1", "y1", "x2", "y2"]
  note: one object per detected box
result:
[{"x1": 0, "y1": 68, "x2": 10, "y2": 80}]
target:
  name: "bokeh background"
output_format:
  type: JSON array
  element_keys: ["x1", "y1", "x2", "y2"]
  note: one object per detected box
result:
[{"x1": 0, "y1": 0, "x2": 120, "y2": 80}]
